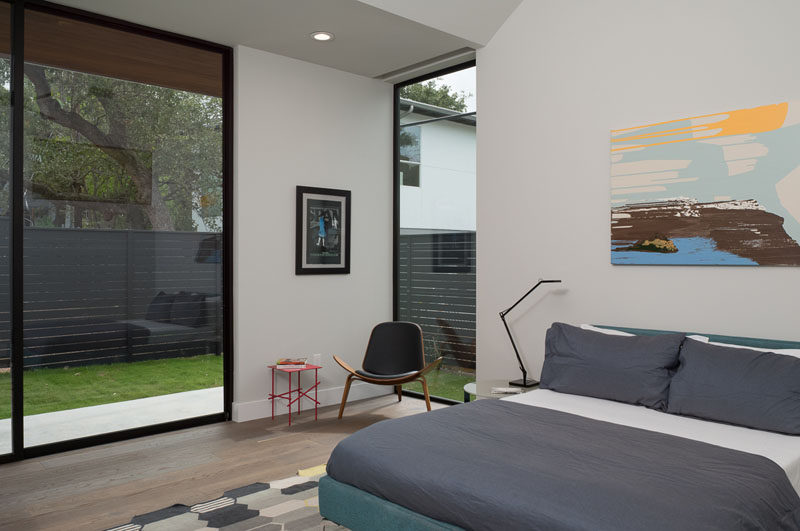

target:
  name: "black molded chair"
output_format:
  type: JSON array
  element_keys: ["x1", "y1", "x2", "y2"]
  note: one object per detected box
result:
[{"x1": 334, "y1": 321, "x2": 442, "y2": 418}]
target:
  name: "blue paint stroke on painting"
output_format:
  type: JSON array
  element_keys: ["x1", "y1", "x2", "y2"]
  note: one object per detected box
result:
[
  {"x1": 609, "y1": 102, "x2": 800, "y2": 265},
  {"x1": 611, "y1": 237, "x2": 757, "y2": 265}
]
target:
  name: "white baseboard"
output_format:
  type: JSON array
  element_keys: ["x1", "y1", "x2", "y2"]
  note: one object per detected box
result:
[{"x1": 232, "y1": 382, "x2": 392, "y2": 422}]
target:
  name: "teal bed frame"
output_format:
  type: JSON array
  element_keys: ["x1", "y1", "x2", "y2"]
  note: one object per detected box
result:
[
  {"x1": 593, "y1": 325, "x2": 800, "y2": 350},
  {"x1": 319, "y1": 326, "x2": 800, "y2": 531},
  {"x1": 319, "y1": 475, "x2": 461, "y2": 530}
]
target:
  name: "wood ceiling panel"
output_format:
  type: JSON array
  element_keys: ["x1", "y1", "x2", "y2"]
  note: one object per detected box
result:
[{"x1": 0, "y1": 4, "x2": 222, "y2": 97}]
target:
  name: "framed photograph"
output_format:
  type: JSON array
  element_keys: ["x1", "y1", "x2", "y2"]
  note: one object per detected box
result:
[{"x1": 296, "y1": 186, "x2": 351, "y2": 275}]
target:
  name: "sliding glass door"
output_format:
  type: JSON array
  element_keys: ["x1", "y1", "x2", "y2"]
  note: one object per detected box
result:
[
  {"x1": 0, "y1": 1, "x2": 10, "y2": 457},
  {"x1": 394, "y1": 64, "x2": 476, "y2": 402},
  {"x1": 1, "y1": 2, "x2": 231, "y2": 459}
]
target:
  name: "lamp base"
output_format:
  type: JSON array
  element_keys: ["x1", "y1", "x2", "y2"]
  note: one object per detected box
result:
[{"x1": 509, "y1": 378, "x2": 539, "y2": 388}]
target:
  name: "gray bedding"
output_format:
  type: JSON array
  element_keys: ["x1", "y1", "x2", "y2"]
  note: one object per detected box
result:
[{"x1": 326, "y1": 400, "x2": 800, "y2": 531}]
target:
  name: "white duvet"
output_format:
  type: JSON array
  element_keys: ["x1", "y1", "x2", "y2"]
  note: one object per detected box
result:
[{"x1": 504, "y1": 389, "x2": 800, "y2": 495}]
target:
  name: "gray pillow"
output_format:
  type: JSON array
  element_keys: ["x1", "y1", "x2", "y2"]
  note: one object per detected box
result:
[
  {"x1": 145, "y1": 291, "x2": 175, "y2": 323},
  {"x1": 668, "y1": 339, "x2": 800, "y2": 434},
  {"x1": 540, "y1": 322, "x2": 685, "y2": 410},
  {"x1": 169, "y1": 291, "x2": 207, "y2": 328}
]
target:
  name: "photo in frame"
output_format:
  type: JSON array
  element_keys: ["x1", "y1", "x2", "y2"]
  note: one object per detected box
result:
[{"x1": 295, "y1": 186, "x2": 351, "y2": 274}]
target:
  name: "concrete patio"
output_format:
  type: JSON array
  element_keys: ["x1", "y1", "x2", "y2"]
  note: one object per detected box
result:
[{"x1": 0, "y1": 386, "x2": 223, "y2": 454}]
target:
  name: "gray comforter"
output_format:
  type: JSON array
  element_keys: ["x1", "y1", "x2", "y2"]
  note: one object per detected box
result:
[{"x1": 326, "y1": 400, "x2": 800, "y2": 530}]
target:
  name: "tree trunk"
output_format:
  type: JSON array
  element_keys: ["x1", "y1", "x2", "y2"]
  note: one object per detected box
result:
[
  {"x1": 73, "y1": 205, "x2": 83, "y2": 228},
  {"x1": 144, "y1": 189, "x2": 174, "y2": 231},
  {"x1": 54, "y1": 207, "x2": 65, "y2": 228},
  {"x1": 24, "y1": 65, "x2": 175, "y2": 231}
]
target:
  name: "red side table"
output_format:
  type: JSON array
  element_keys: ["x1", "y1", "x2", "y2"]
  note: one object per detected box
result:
[{"x1": 268, "y1": 364, "x2": 321, "y2": 426}]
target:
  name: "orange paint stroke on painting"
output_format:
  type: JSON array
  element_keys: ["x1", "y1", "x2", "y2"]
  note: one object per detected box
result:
[{"x1": 611, "y1": 102, "x2": 788, "y2": 152}]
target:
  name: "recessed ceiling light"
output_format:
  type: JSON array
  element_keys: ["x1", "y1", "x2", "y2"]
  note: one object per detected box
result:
[{"x1": 311, "y1": 31, "x2": 334, "y2": 42}]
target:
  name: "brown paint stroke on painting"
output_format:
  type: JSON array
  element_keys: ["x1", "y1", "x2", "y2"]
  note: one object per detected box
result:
[{"x1": 611, "y1": 199, "x2": 800, "y2": 266}]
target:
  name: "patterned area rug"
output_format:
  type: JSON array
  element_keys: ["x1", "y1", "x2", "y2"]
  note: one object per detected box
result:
[{"x1": 106, "y1": 467, "x2": 339, "y2": 531}]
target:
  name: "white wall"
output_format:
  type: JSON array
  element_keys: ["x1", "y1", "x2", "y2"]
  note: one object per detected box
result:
[
  {"x1": 400, "y1": 116, "x2": 476, "y2": 230},
  {"x1": 234, "y1": 45, "x2": 393, "y2": 421},
  {"x1": 476, "y1": 0, "x2": 800, "y2": 381}
]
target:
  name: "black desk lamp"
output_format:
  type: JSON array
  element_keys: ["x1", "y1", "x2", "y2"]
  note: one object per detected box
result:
[{"x1": 499, "y1": 279, "x2": 561, "y2": 387}]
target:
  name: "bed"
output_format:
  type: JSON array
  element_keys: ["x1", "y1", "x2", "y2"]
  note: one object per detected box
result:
[{"x1": 319, "y1": 325, "x2": 800, "y2": 530}]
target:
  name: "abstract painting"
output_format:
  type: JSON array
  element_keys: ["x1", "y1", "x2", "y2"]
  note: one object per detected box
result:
[{"x1": 610, "y1": 102, "x2": 800, "y2": 265}]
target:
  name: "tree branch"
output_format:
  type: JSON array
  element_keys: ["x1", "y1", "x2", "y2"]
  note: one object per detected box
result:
[
  {"x1": 26, "y1": 66, "x2": 147, "y2": 191},
  {"x1": 26, "y1": 65, "x2": 113, "y2": 149},
  {"x1": 29, "y1": 181, "x2": 127, "y2": 204},
  {"x1": 25, "y1": 65, "x2": 174, "y2": 230}
]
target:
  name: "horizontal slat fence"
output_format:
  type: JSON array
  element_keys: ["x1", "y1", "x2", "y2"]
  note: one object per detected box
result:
[
  {"x1": 0, "y1": 218, "x2": 222, "y2": 369},
  {"x1": 397, "y1": 231, "x2": 476, "y2": 370}
]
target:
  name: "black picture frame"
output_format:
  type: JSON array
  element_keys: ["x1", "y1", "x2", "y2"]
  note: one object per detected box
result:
[{"x1": 296, "y1": 186, "x2": 351, "y2": 275}]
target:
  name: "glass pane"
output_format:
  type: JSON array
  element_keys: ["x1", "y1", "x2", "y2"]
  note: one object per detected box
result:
[
  {"x1": 22, "y1": 11, "x2": 224, "y2": 447},
  {"x1": 397, "y1": 66, "x2": 476, "y2": 402},
  {"x1": 0, "y1": 1, "x2": 10, "y2": 456}
]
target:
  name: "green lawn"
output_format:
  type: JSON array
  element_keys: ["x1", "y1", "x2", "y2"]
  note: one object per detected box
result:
[
  {"x1": 405, "y1": 368, "x2": 475, "y2": 402},
  {"x1": 0, "y1": 355, "x2": 223, "y2": 419}
]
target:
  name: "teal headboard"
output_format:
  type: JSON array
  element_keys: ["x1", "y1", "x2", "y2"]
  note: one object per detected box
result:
[{"x1": 593, "y1": 325, "x2": 800, "y2": 351}]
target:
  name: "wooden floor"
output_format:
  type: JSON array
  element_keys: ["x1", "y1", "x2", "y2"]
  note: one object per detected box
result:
[{"x1": 0, "y1": 394, "x2": 443, "y2": 531}]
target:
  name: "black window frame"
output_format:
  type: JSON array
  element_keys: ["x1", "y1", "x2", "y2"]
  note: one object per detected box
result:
[
  {"x1": 1, "y1": 0, "x2": 234, "y2": 463},
  {"x1": 399, "y1": 124, "x2": 421, "y2": 187},
  {"x1": 393, "y1": 60, "x2": 476, "y2": 407}
]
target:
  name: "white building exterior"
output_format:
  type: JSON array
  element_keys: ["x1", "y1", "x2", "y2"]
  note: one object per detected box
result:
[{"x1": 399, "y1": 99, "x2": 476, "y2": 232}]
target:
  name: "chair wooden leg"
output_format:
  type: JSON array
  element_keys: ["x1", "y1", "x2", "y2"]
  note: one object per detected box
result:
[
  {"x1": 420, "y1": 377, "x2": 432, "y2": 411},
  {"x1": 338, "y1": 375, "x2": 353, "y2": 419},
  {"x1": 395, "y1": 385, "x2": 402, "y2": 401}
]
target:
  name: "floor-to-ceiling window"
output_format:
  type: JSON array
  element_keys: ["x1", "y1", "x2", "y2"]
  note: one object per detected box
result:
[
  {"x1": 394, "y1": 63, "x2": 476, "y2": 402},
  {"x1": 1, "y1": 2, "x2": 231, "y2": 460},
  {"x1": 0, "y1": 1, "x2": 10, "y2": 457}
]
